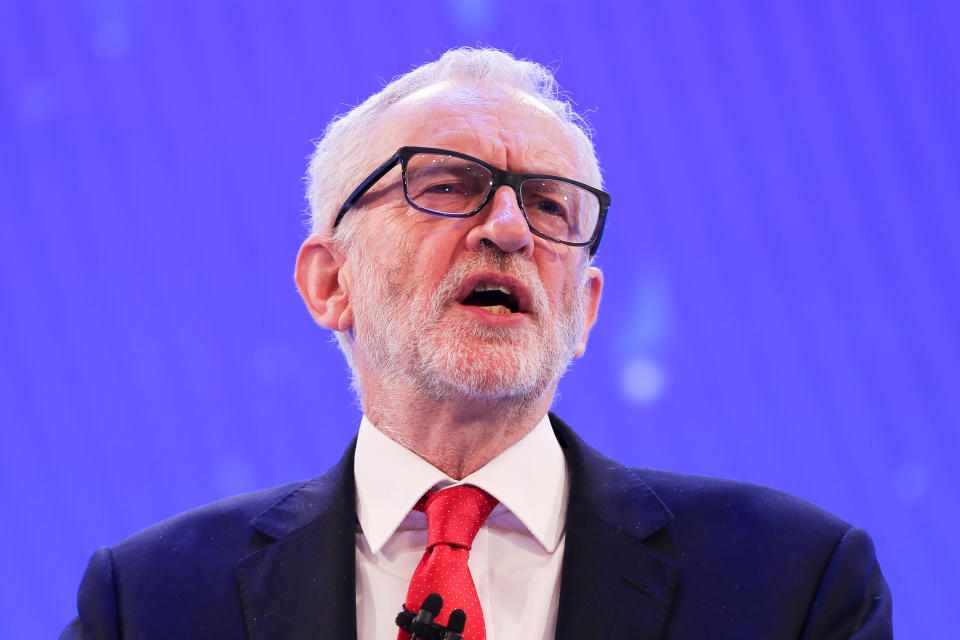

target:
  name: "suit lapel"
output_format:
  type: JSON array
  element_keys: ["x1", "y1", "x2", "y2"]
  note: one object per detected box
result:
[
  {"x1": 551, "y1": 415, "x2": 679, "y2": 640},
  {"x1": 236, "y1": 441, "x2": 358, "y2": 640}
]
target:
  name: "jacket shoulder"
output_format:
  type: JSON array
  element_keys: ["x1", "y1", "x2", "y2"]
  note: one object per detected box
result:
[
  {"x1": 634, "y1": 467, "x2": 851, "y2": 540},
  {"x1": 64, "y1": 480, "x2": 321, "y2": 639},
  {"x1": 111, "y1": 479, "x2": 309, "y2": 561},
  {"x1": 632, "y1": 469, "x2": 891, "y2": 638}
]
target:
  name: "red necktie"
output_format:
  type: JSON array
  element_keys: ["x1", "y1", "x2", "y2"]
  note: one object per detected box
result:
[{"x1": 398, "y1": 485, "x2": 499, "y2": 640}]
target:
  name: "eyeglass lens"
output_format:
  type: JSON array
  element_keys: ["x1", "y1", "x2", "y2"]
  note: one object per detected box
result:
[{"x1": 403, "y1": 152, "x2": 599, "y2": 244}]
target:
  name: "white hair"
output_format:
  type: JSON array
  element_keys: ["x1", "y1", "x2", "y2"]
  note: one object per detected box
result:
[{"x1": 304, "y1": 46, "x2": 602, "y2": 239}]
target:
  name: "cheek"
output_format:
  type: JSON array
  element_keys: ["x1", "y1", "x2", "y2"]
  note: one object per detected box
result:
[
  {"x1": 413, "y1": 224, "x2": 470, "y2": 268},
  {"x1": 361, "y1": 213, "x2": 423, "y2": 263},
  {"x1": 373, "y1": 231, "x2": 456, "y2": 297},
  {"x1": 534, "y1": 249, "x2": 579, "y2": 298},
  {"x1": 384, "y1": 205, "x2": 466, "y2": 252}
]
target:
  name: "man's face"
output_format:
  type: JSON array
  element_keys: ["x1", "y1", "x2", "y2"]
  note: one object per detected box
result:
[{"x1": 339, "y1": 82, "x2": 603, "y2": 404}]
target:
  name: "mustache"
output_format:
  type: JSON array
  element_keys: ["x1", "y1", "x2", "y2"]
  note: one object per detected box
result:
[{"x1": 430, "y1": 244, "x2": 549, "y2": 319}]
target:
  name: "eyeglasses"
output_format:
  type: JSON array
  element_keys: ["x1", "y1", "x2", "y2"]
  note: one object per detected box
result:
[{"x1": 333, "y1": 146, "x2": 610, "y2": 255}]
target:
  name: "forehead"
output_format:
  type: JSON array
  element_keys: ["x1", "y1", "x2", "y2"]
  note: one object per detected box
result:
[{"x1": 375, "y1": 81, "x2": 582, "y2": 179}]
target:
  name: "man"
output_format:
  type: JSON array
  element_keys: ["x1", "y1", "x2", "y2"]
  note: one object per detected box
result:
[{"x1": 62, "y1": 48, "x2": 892, "y2": 639}]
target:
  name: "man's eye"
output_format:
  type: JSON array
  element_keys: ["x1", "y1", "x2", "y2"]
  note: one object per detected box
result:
[
  {"x1": 537, "y1": 200, "x2": 563, "y2": 215},
  {"x1": 424, "y1": 183, "x2": 457, "y2": 194},
  {"x1": 531, "y1": 197, "x2": 568, "y2": 218}
]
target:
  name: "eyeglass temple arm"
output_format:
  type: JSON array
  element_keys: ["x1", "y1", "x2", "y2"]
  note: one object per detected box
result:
[
  {"x1": 588, "y1": 217, "x2": 604, "y2": 256},
  {"x1": 332, "y1": 152, "x2": 403, "y2": 230}
]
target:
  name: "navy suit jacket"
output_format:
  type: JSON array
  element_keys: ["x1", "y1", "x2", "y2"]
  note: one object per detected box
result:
[{"x1": 62, "y1": 415, "x2": 892, "y2": 638}]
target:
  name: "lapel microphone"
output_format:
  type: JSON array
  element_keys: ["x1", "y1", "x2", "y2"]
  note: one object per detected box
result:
[
  {"x1": 395, "y1": 593, "x2": 466, "y2": 640},
  {"x1": 443, "y1": 609, "x2": 466, "y2": 640},
  {"x1": 411, "y1": 593, "x2": 442, "y2": 639}
]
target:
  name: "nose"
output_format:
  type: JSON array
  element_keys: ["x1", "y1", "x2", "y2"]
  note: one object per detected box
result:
[{"x1": 464, "y1": 186, "x2": 534, "y2": 257}]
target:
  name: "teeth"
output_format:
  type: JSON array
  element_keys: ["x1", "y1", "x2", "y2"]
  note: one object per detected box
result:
[
  {"x1": 481, "y1": 305, "x2": 512, "y2": 314},
  {"x1": 473, "y1": 283, "x2": 512, "y2": 295}
]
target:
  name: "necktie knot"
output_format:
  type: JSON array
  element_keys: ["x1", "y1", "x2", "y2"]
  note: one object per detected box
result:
[{"x1": 422, "y1": 485, "x2": 498, "y2": 551}]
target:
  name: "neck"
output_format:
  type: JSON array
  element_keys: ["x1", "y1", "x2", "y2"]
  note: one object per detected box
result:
[{"x1": 361, "y1": 384, "x2": 556, "y2": 480}]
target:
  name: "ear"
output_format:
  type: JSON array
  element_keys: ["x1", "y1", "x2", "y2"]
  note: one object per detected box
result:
[
  {"x1": 574, "y1": 266, "x2": 603, "y2": 358},
  {"x1": 294, "y1": 234, "x2": 353, "y2": 331}
]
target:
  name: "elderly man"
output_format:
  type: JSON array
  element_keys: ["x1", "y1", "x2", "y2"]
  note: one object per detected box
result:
[{"x1": 63, "y1": 48, "x2": 892, "y2": 639}]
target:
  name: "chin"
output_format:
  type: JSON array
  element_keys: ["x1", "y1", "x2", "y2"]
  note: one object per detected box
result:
[{"x1": 414, "y1": 336, "x2": 569, "y2": 403}]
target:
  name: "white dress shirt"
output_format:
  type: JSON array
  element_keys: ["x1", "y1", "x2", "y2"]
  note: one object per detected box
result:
[{"x1": 353, "y1": 414, "x2": 569, "y2": 640}]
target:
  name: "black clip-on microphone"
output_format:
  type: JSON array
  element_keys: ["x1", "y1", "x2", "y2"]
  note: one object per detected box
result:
[
  {"x1": 395, "y1": 593, "x2": 467, "y2": 640},
  {"x1": 443, "y1": 609, "x2": 467, "y2": 640}
]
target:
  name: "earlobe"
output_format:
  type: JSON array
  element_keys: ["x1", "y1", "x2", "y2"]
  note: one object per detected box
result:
[
  {"x1": 574, "y1": 266, "x2": 603, "y2": 358},
  {"x1": 294, "y1": 235, "x2": 353, "y2": 331}
]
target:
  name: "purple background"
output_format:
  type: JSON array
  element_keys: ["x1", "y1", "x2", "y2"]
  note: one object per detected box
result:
[{"x1": 2, "y1": 1, "x2": 957, "y2": 637}]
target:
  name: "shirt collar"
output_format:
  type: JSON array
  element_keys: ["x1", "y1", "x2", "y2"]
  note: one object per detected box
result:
[{"x1": 353, "y1": 414, "x2": 568, "y2": 555}]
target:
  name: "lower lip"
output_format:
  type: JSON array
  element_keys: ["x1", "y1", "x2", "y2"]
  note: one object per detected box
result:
[{"x1": 454, "y1": 303, "x2": 529, "y2": 327}]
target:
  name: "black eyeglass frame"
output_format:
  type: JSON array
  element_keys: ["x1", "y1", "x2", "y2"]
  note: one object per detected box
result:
[{"x1": 333, "y1": 146, "x2": 610, "y2": 255}]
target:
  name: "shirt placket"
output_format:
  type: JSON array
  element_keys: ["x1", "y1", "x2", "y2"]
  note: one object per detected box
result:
[{"x1": 467, "y1": 524, "x2": 493, "y2": 639}]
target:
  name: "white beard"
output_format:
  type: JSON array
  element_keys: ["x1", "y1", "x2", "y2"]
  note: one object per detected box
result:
[{"x1": 347, "y1": 240, "x2": 587, "y2": 405}]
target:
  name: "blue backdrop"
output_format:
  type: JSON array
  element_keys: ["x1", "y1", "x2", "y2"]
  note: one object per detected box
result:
[{"x1": 1, "y1": 1, "x2": 957, "y2": 637}]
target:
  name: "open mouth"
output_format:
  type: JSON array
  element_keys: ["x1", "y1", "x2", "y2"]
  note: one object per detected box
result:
[{"x1": 460, "y1": 283, "x2": 521, "y2": 315}]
